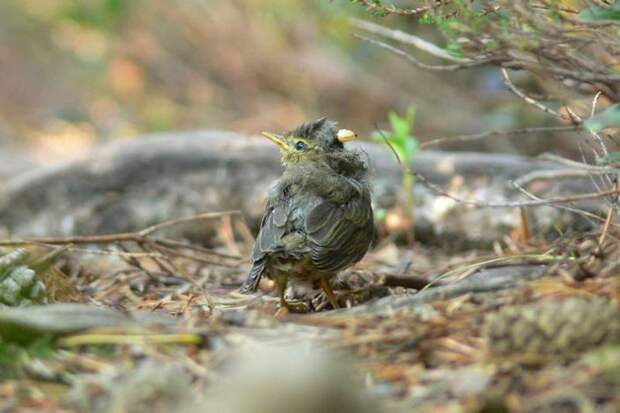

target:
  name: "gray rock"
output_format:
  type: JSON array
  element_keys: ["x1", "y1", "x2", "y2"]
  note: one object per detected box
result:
[
  {"x1": 0, "y1": 131, "x2": 602, "y2": 246},
  {"x1": 0, "y1": 303, "x2": 136, "y2": 343}
]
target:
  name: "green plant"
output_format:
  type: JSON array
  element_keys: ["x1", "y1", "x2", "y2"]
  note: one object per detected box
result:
[
  {"x1": 372, "y1": 106, "x2": 419, "y2": 239},
  {"x1": 0, "y1": 336, "x2": 55, "y2": 380},
  {"x1": 0, "y1": 249, "x2": 47, "y2": 307}
]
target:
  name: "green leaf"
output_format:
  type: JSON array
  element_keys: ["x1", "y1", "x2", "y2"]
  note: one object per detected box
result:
[
  {"x1": 388, "y1": 111, "x2": 410, "y2": 138},
  {"x1": 391, "y1": 141, "x2": 408, "y2": 162},
  {"x1": 585, "y1": 104, "x2": 620, "y2": 133},
  {"x1": 595, "y1": 151, "x2": 620, "y2": 166},
  {"x1": 404, "y1": 137, "x2": 419, "y2": 160},
  {"x1": 446, "y1": 42, "x2": 465, "y2": 58},
  {"x1": 370, "y1": 130, "x2": 391, "y2": 143},
  {"x1": 373, "y1": 107, "x2": 419, "y2": 162},
  {"x1": 374, "y1": 208, "x2": 387, "y2": 223},
  {"x1": 578, "y1": 5, "x2": 620, "y2": 22},
  {"x1": 419, "y1": 14, "x2": 435, "y2": 24},
  {"x1": 405, "y1": 106, "x2": 416, "y2": 129}
]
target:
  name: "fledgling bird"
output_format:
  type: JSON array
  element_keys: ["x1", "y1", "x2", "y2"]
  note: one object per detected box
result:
[{"x1": 240, "y1": 118, "x2": 374, "y2": 310}]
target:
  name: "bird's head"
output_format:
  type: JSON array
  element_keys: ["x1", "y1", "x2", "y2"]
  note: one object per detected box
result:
[{"x1": 262, "y1": 117, "x2": 356, "y2": 165}]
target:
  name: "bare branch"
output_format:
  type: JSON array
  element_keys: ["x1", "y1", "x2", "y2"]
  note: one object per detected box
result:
[
  {"x1": 510, "y1": 181, "x2": 613, "y2": 227},
  {"x1": 414, "y1": 172, "x2": 620, "y2": 208},
  {"x1": 500, "y1": 68, "x2": 568, "y2": 120},
  {"x1": 356, "y1": 0, "x2": 432, "y2": 17},
  {"x1": 513, "y1": 168, "x2": 606, "y2": 186},
  {"x1": 139, "y1": 210, "x2": 240, "y2": 236},
  {"x1": 421, "y1": 125, "x2": 580, "y2": 149},
  {"x1": 0, "y1": 210, "x2": 244, "y2": 268},
  {"x1": 539, "y1": 153, "x2": 618, "y2": 172},
  {"x1": 350, "y1": 18, "x2": 472, "y2": 62},
  {"x1": 354, "y1": 34, "x2": 489, "y2": 72}
]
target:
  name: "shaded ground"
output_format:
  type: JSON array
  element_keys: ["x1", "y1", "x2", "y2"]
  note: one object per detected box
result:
[
  {"x1": 0, "y1": 132, "x2": 619, "y2": 412},
  {"x1": 1, "y1": 214, "x2": 619, "y2": 412}
]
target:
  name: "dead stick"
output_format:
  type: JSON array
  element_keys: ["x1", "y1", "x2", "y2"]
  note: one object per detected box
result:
[
  {"x1": 0, "y1": 210, "x2": 241, "y2": 247},
  {"x1": 139, "y1": 211, "x2": 240, "y2": 236},
  {"x1": 421, "y1": 125, "x2": 580, "y2": 149},
  {"x1": 415, "y1": 172, "x2": 620, "y2": 208}
]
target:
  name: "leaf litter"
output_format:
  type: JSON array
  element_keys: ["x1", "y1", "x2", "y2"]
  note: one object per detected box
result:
[{"x1": 0, "y1": 211, "x2": 619, "y2": 412}]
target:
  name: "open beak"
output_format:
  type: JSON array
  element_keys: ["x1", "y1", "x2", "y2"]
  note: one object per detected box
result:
[
  {"x1": 337, "y1": 129, "x2": 357, "y2": 143},
  {"x1": 261, "y1": 132, "x2": 288, "y2": 151}
]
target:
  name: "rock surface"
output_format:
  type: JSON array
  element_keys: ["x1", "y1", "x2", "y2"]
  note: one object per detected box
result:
[{"x1": 0, "y1": 131, "x2": 602, "y2": 246}]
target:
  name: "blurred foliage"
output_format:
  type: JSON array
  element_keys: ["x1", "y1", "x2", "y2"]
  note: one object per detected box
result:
[
  {"x1": 372, "y1": 107, "x2": 418, "y2": 237},
  {"x1": 577, "y1": 2, "x2": 620, "y2": 21},
  {"x1": 0, "y1": 0, "x2": 606, "y2": 163},
  {"x1": 0, "y1": 249, "x2": 46, "y2": 307},
  {"x1": 348, "y1": 0, "x2": 620, "y2": 157},
  {"x1": 0, "y1": 0, "x2": 554, "y2": 162},
  {"x1": 0, "y1": 336, "x2": 55, "y2": 380},
  {"x1": 372, "y1": 106, "x2": 419, "y2": 164},
  {"x1": 586, "y1": 104, "x2": 620, "y2": 134},
  {"x1": 0, "y1": 1, "x2": 394, "y2": 155}
]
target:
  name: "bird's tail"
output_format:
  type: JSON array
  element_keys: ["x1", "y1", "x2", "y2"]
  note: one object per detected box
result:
[{"x1": 239, "y1": 261, "x2": 265, "y2": 293}]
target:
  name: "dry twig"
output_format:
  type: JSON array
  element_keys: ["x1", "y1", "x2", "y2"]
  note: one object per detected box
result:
[
  {"x1": 421, "y1": 125, "x2": 581, "y2": 149},
  {"x1": 414, "y1": 172, "x2": 620, "y2": 209},
  {"x1": 350, "y1": 18, "x2": 471, "y2": 62},
  {"x1": 356, "y1": 0, "x2": 433, "y2": 17},
  {"x1": 0, "y1": 210, "x2": 243, "y2": 269}
]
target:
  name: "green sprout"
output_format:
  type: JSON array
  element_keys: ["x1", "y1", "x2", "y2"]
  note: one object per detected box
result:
[{"x1": 372, "y1": 106, "x2": 419, "y2": 240}]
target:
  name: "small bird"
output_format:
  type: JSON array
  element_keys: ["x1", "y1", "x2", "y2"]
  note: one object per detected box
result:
[{"x1": 240, "y1": 118, "x2": 374, "y2": 311}]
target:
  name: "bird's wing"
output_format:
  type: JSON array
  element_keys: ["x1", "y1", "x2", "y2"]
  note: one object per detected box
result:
[
  {"x1": 239, "y1": 200, "x2": 289, "y2": 293},
  {"x1": 305, "y1": 183, "x2": 373, "y2": 273}
]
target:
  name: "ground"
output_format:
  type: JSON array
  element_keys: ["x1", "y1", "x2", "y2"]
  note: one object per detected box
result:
[{"x1": 0, "y1": 216, "x2": 619, "y2": 412}]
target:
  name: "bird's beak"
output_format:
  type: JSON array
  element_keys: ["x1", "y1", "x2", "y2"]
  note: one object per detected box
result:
[
  {"x1": 261, "y1": 132, "x2": 288, "y2": 151},
  {"x1": 337, "y1": 129, "x2": 357, "y2": 143}
]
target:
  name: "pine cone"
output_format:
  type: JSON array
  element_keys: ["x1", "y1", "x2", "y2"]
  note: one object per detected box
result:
[
  {"x1": 0, "y1": 249, "x2": 46, "y2": 306},
  {"x1": 485, "y1": 297, "x2": 620, "y2": 358}
]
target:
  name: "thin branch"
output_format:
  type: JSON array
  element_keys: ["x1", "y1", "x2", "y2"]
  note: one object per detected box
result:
[
  {"x1": 510, "y1": 181, "x2": 614, "y2": 228},
  {"x1": 34, "y1": 242, "x2": 167, "y2": 259},
  {"x1": 540, "y1": 153, "x2": 618, "y2": 172},
  {"x1": 0, "y1": 211, "x2": 240, "y2": 247},
  {"x1": 375, "y1": 126, "x2": 401, "y2": 165},
  {"x1": 150, "y1": 242, "x2": 241, "y2": 269},
  {"x1": 153, "y1": 237, "x2": 241, "y2": 259},
  {"x1": 597, "y1": 200, "x2": 615, "y2": 247},
  {"x1": 542, "y1": 65, "x2": 620, "y2": 83},
  {"x1": 500, "y1": 68, "x2": 568, "y2": 120},
  {"x1": 513, "y1": 168, "x2": 612, "y2": 186},
  {"x1": 420, "y1": 125, "x2": 580, "y2": 149},
  {"x1": 354, "y1": 34, "x2": 489, "y2": 71},
  {"x1": 569, "y1": 97, "x2": 618, "y2": 206},
  {"x1": 0, "y1": 210, "x2": 244, "y2": 268},
  {"x1": 591, "y1": 91, "x2": 603, "y2": 118},
  {"x1": 138, "y1": 210, "x2": 240, "y2": 236},
  {"x1": 566, "y1": 105, "x2": 608, "y2": 158},
  {"x1": 356, "y1": 0, "x2": 432, "y2": 17},
  {"x1": 540, "y1": 154, "x2": 616, "y2": 206},
  {"x1": 578, "y1": 141, "x2": 610, "y2": 206},
  {"x1": 414, "y1": 172, "x2": 620, "y2": 208},
  {"x1": 350, "y1": 18, "x2": 472, "y2": 62}
]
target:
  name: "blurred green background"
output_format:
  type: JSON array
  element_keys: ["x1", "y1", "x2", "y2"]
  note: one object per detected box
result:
[{"x1": 0, "y1": 0, "x2": 559, "y2": 164}]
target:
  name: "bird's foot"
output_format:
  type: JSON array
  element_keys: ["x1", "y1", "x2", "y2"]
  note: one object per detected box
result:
[
  {"x1": 311, "y1": 291, "x2": 342, "y2": 311},
  {"x1": 274, "y1": 306, "x2": 289, "y2": 320},
  {"x1": 318, "y1": 276, "x2": 341, "y2": 310},
  {"x1": 285, "y1": 299, "x2": 312, "y2": 313},
  {"x1": 274, "y1": 299, "x2": 311, "y2": 319}
]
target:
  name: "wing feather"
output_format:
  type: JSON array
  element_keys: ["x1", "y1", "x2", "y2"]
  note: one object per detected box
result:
[
  {"x1": 305, "y1": 188, "x2": 373, "y2": 273},
  {"x1": 242, "y1": 172, "x2": 374, "y2": 292},
  {"x1": 240, "y1": 201, "x2": 289, "y2": 292}
]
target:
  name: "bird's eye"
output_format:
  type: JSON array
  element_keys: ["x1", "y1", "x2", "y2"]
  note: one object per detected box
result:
[{"x1": 294, "y1": 141, "x2": 306, "y2": 151}]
